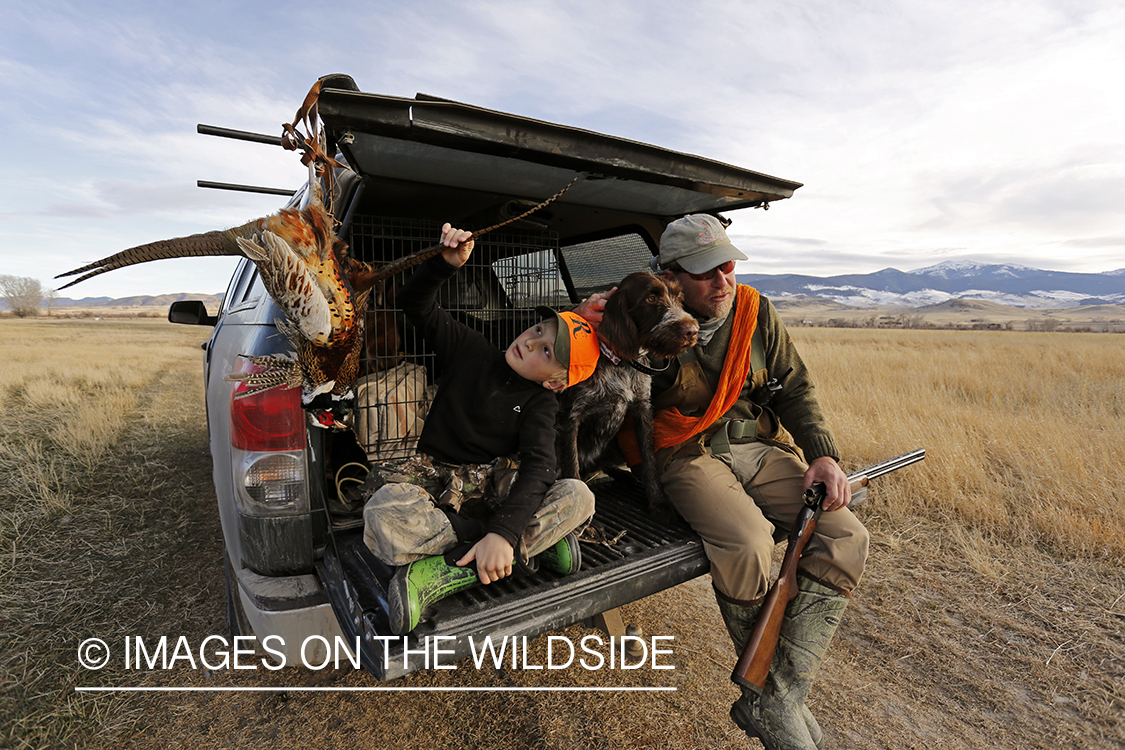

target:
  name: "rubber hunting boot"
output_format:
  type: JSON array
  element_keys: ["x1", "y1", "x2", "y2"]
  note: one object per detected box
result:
[
  {"x1": 757, "y1": 577, "x2": 848, "y2": 750},
  {"x1": 387, "y1": 546, "x2": 479, "y2": 635},
  {"x1": 536, "y1": 531, "x2": 582, "y2": 575},
  {"x1": 717, "y1": 591, "x2": 828, "y2": 750}
]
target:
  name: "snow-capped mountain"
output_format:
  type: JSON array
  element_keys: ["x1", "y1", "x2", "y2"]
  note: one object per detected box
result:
[
  {"x1": 905, "y1": 261, "x2": 1040, "y2": 280},
  {"x1": 738, "y1": 261, "x2": 1125, "y2": 309}
]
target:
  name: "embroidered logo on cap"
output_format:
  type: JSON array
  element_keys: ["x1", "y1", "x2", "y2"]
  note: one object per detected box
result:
[
  {"x1": 570, "y1": 317, "x2": 593, "y2": 338},
  {"x1": 697, "y1": 224, "x2": 719, "y2": 244}
]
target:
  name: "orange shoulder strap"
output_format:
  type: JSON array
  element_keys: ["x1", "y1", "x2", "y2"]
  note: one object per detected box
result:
[{"x1": 619, "y1": 285, "x2": 760, "y2": 465}]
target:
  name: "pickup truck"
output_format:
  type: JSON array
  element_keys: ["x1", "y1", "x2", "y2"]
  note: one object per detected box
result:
[{"x1": 171, "y1": 74, "x2": 802, "y2": 679}]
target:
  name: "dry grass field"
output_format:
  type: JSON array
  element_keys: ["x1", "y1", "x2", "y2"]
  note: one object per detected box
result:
[{"x1": 1, "y1": 319, "x2": 1121, "y2": 749}]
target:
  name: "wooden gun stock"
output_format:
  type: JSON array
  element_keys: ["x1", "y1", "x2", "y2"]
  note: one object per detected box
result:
[
  {"x1": 730, "y1": 448, "x2": 926, "y2": 692},
  {"x1": 732, "y1": 486, "x2": 823, "y2": 690}
]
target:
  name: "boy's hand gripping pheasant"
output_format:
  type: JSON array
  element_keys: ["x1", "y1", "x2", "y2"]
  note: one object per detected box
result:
[{"x1": 440, "y1": 223, "x2": 475, "y2": 268}]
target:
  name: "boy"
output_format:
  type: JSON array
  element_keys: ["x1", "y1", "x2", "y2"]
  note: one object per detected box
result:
[{"x1": 363, "y1": 223, "x2": 600, "y2": 635}]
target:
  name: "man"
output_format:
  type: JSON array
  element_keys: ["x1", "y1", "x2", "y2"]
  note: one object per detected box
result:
[{"x1": 645, "y1": 214, "x2": 868, "y2": 750}]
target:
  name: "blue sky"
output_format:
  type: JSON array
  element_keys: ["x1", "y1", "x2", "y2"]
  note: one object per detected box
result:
[{"x1": 2, "y1": 0, "x2": 1123, "y2": 298}]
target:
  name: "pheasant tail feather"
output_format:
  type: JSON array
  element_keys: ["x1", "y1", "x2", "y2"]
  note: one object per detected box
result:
[{"x1": 54, "y1": 222, "x2": 265, "y2": 290}]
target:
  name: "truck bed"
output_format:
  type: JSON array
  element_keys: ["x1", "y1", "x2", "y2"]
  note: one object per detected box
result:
[{"x1": 317, "y1": 477, "x2": 708, "y2": 680}]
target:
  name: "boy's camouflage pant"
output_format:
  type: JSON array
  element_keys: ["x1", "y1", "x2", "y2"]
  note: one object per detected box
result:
[{"x1": 362, "y1": 456, "x2": 594, "y2": 566}]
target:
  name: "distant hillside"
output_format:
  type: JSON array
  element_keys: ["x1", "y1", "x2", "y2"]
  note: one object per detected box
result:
[
  {"x1": 912, "y1": 298, "x2": 1018, "y2": 314},
  {"x1": 740, "y1": 261, "x2": 1125, "y2": 308},
  {"x1": 0, "y1": 293, "x2": 226, "y2": 313},
  {"x1": 51, "y1": 293, "x2": 224, "y2": 309},
  {"x1": 770, "y1": 293, "x2": 1125, "y2": 332}
]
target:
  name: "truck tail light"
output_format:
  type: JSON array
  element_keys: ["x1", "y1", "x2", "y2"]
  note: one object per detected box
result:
[
  {"x1": 230, "y1": 380, "x2": 306, "y2": 452},
  {"x1": 242, "y1": 453, "x2": 306, "y2": 507},
  {"x1": 230, "y1": 373, "x2": 309, "y2": 517}
]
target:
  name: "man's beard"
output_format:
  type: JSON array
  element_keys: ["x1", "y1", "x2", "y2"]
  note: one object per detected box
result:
[{"x1": 690, "y1": 293, "x2": 734, "y2": 321}]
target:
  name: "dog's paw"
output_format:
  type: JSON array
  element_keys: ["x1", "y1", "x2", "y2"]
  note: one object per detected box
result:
[
  {"x1": 646, "y1": 499, "x2": 681, "y2": 526},
  {"x1": 643, "y1": 486, "x2": 681, "y2": 525},
  {"x1": 604, "y1": 465, "x2": 640, "y2": 488}
]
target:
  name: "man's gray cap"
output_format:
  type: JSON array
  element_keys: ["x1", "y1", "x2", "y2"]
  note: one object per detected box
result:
[{"x1": 657, "y1": 214, "x2": 747, "y2": 274}]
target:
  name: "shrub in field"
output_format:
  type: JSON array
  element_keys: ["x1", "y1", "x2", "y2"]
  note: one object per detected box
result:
[{"x1": 0, "y1": 275, "x2": 44, "y2": 318}]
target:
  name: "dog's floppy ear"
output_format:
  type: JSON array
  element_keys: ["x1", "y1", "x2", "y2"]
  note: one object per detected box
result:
[
  {"x1": 598, "y1": 286, "x2": 641, "y2": 360},
  {"x1": 661, "y1": 271, "x2": 683, "y2": 296}
]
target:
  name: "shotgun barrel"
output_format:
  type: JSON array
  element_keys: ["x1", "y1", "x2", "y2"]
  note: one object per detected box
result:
[
  {"x1": 849, "y1": 448, "x2": 927, "y2": 484},
  {"x1": 847, "y1": 448, "x2": 926, "y2": 506}
]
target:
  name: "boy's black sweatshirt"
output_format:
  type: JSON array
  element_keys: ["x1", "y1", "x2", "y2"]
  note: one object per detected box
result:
[{"x1": 399, "y1": 256, "x2": 560, "y2": 550}]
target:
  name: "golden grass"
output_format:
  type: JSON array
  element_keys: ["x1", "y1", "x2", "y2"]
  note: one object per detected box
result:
[
  {"x1": 0, "y1": 320, "x2": 199, "y2": 509},
  {"x1": 793, "y1": 328, "x2": 1125, "y2": 564},
  {"x1": 1, "y1": 319, "x2": 1121, "y2": 749},
  {"x1": 0, "y1": 318, "x2": 214, "y2": 749}
]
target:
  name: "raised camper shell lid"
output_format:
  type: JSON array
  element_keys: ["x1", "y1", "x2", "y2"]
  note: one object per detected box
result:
[{"x1": 314, "y1": 85, "x2": 802, "y2": 223}]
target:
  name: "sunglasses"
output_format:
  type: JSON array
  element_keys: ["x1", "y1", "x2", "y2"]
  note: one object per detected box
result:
[{"x1": 681, "y1": 260, "x2": 736, "y2": 281}]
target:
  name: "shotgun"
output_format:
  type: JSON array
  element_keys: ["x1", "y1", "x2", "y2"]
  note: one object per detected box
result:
[{"x1": 731, "y1": 448, "x2": 926, "y2": 692}]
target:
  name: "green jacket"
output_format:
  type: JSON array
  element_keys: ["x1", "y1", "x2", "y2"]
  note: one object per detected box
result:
[{"x1": 650, "y1": 288, "x2": 840, "y2": 465}]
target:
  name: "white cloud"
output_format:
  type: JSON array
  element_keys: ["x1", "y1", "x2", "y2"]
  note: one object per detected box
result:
[{"x1": 2, "y1": 0, "x2": 1123, "y2": 298}]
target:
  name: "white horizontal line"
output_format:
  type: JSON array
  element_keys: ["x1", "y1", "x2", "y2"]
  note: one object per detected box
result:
[{"x1": 76, "y1": 686, "x2": 676, "y2": 693}]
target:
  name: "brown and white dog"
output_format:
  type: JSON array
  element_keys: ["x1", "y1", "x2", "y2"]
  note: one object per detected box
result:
[{"x1": 556, "y1": 271, "x2": 699, "y2": 508}]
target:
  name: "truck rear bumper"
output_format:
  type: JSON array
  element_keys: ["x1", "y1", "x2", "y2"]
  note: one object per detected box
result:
[{"x1": 234, "y1": 567, "x2": 351, "y2": 666}]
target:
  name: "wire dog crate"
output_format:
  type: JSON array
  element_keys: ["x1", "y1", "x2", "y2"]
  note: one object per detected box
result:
[{"x1": 346, "y1": 215, "x2": 567, "y2": 460}]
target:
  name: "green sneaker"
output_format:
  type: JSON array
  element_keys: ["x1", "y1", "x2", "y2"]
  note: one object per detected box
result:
[
  {"x1": 386, "y1": 550, "x2": 479, "y2": 635},
  {"x1": 536, "y1": 532, "x2": 582, "y2": 576}
]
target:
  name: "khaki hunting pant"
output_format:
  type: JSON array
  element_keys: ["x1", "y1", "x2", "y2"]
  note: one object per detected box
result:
[{"x1": 660, "y1": 442, "x2": 869, "y2": 602}]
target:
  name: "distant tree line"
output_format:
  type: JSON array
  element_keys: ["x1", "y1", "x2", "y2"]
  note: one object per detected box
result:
[{"x1": 788, "y1": 314, "x2": 1123, "y2": 333}]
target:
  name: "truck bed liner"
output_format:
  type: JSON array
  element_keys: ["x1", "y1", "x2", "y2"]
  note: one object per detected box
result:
[{"x1": 317, "y1": 478, "x2": 708, "y2": 680}]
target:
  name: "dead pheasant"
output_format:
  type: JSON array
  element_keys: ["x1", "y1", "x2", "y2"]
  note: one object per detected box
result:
[
  {"x1": 55, "y1": 164, "x2": 575, "y2": 410},
  {"x1": 56, "y1": 162, "x2": 364, "y2": 403}
]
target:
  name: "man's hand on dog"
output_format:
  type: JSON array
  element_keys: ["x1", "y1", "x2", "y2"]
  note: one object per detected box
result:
[{"x1": 572, "y1": 287, "x2": 616, "y2": 333}]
